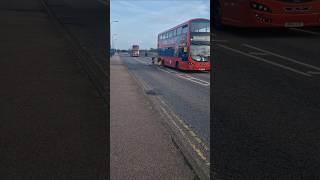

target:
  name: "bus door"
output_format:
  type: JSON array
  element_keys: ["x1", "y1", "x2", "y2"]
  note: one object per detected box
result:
[{"x1": 179, "y1": 46, "x2": 188, "y2": 61}]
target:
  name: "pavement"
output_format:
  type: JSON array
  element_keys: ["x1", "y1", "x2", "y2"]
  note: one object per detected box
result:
[
  {"x1": 0, "y1": 0, "x2": 108, "y2": 179},
  {"x1": 212, "y1": 27, "x2": 320, "y2": 179},
  {"x1": 110, "y1": 54, "x2": 195, "y2": 180}
]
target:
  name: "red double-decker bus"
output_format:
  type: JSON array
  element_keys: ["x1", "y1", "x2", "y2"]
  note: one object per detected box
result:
[
  {"x1": 157, "y1": 18, "x2": 210, "y2": 71},
  {"x1": 213, "y1": 0, "x2": 320, "y2": 28},
  {"x1": 131, "y1": 45, "x2": 140, "y2": 57}
]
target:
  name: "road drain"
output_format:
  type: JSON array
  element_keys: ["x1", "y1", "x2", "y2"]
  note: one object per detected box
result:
[{"x1": 145, "y1": 89, "x2": 156, "y2": 95}]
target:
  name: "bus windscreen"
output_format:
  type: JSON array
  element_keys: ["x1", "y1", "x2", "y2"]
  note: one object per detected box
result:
[{"x1": 190, "y1": 45, "x2": 210, "y2": 62}]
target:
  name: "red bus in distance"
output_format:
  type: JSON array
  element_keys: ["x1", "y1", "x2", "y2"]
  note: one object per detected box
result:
[
  {"x1": 157, "y1": 18, "x2": 210, "y2": 71},
  {"x1": 213, "y1": 0, "x2": 320, "y2": 28},
  {"x1": 131, "y1": 45, "x2": 140, "y2": 57}
]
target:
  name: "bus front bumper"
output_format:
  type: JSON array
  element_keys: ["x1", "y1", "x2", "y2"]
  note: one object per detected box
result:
[
  {"x1": 248, "y1": 12, "x2": 320, "y2": 27},
  {"x1": 182, "y1": 62, "x2": 210, "y2": 71}
]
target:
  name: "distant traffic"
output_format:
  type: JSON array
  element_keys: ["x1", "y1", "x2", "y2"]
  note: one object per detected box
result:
[{"x1": 131, "y1": 45, "x2": 140, "y2": 57}]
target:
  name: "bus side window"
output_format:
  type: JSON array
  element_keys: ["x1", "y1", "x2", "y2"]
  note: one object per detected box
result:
[
  {"x1": 177, "y1": 27, "x2": 182, "y2": 35},
  {"x1": 182, "y1": 25, "x2": 188, "y2": 34},
  {"x1": 174, "y1": 47, "x2": 179, "y2": 57},
  {"x1": 159, "y1": 48, "x2": 165, "y2": 56},
  {"x1": 167, "y1": 47, "x2": 174, "y2": 56}
]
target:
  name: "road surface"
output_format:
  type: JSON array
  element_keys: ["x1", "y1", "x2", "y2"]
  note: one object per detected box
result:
[
  {"x1": 119, "y1": 54, "x2": 210, "y2": 147},
  {"x1": 45, "y1": 0, "x2": 107, "y2": 66},
  {"x1": 213, "y1": 27, "x2": 320, "y2": 179},
  {"x1": 0, "y1": 0, "x2": 108, "y2": 179}
]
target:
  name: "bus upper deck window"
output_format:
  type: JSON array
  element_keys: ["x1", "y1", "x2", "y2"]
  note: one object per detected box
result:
[
  {"x1": 182, "y1": 25, "x2": 188, "y2": 34},
  {"x1": 177, "y1": 27, "x2": 182, "y2": 35}
]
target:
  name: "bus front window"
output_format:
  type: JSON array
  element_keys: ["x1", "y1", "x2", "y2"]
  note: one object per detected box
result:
[{"x1": 190, "y1": 45, "x2": 210, "y2": 62}]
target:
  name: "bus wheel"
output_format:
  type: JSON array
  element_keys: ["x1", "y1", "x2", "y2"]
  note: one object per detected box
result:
[
  {"x1": 175, "y1": 62, "x2": 180, "y2": 70},
  {"x1": 214, "y1": 0, "x2": 223, "y2": 30}
]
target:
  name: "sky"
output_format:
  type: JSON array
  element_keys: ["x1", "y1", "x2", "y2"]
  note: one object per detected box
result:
[{"x1": 110, "y1": 0, "x2": 210, "y2": 50}]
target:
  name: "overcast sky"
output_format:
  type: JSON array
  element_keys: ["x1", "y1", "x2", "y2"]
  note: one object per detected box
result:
[{"x1": 110, "y1": 0, "x2": 210, "y2": 49}]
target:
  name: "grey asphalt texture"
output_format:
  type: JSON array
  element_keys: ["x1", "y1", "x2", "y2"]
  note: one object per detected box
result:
[
  {"x1": 120, "y1": 54, "x2": 210, "y2": 146},
  {"x1": 212, "y1": 27, "x2": 320, "y2": 180},
  {"x1": 0, "y1": 0, "x2": 108, "y2": 179},
  {"x1": 45, "y1": 0, "x2": 108, "y2": 67},
  {"x1": 110, "y1": 54, "x2": 195, "y2": 180}
]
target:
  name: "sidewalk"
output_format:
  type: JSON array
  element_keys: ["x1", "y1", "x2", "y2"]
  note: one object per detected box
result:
[
  {"x1": 0, "y1": 1, "x2": 108, "y2": 179},
  {"x1": 110, "y1": 54, "x2": 195, "y2": 180}
]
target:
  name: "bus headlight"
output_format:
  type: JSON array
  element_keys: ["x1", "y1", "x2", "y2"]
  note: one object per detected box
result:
[{"x1": 250, "y1": 2, "x2": 272, "y2": 12}]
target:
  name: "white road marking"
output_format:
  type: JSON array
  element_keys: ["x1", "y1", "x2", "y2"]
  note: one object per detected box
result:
[
  {"x1": 159, "y1": 68, "x2": 210, "y2": 84},
  {"x1": 243, "y1": 44, "x2": 320, "y2": 72},
  {"x1": 132, "y1": 57, "x2": 210, "y2": 86},
  {"x1": 307, "y1": 71, "x2": 320, "y2": 75},
  {"x1": 218, "y1": 44, "x2": 312, "y2": 77},
  {"x1": 158, "y1": 68, "x2": 210, "y2": 86},
  {"x1": 249, "y1": 52, "x2": 268, "y2": 56},
  {"x1": 290, "y1": 28, "x2": 320, "y2": 36},
  {"x1": 178, "y1": 74, "x2": 210, "y2": 84},
  {"x1": 133, "y1": 57, "x2": 150, "y2": 65}
]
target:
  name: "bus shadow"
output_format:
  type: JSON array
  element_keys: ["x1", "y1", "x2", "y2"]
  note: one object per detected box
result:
[{"x1": 163, "y1": 66, "x2": 210, "y2": 74}]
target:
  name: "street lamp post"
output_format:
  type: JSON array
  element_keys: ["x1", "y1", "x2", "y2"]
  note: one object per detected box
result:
[
  {"x1": 113, "y1": 38, "x2": 117, "y2": 53},
  {"x1": 112, "y1": 34, "x2": 117, "y2": 54},
  {"x1": 110, "y1": 20, "x2": 119, "y2": 56}
]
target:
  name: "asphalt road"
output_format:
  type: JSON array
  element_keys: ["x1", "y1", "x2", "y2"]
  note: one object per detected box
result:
[
  {"x1": 119, "y1": 54, "x2": 211, "y2": 147},
  {"x1": 0, "y1": 0, "x2": 108, "y2": 179},
  {"x1": 213, "y1": 27, "x2": 320, "y2": 179},
  {"x1": 45, "y1": 0, "x2": 107, "y2": 66}
]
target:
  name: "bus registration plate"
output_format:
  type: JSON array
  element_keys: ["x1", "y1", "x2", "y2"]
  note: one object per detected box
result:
[{"x1": 284, "y1": 22, "x2": 304, "y2": 27}]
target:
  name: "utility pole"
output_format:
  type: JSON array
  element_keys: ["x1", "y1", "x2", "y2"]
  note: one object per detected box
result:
[{"x1": 110, "y1": 20, "x2": 119, "y2": 56}]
